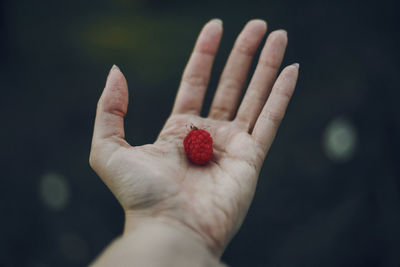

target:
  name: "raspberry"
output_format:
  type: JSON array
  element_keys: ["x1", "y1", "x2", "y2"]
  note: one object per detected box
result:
[{"x1": 183, "y1": 126, "x2": 213, "y2": 165}]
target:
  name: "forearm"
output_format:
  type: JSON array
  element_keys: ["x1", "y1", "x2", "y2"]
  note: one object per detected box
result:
[{"x1": 90, "y1": 219, "x2": 227, "y2": 267}]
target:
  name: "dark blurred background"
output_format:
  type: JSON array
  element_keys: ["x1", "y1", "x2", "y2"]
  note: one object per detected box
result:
[{"x1": 1, "y1": 0, "x2": 400, "y2": 266}]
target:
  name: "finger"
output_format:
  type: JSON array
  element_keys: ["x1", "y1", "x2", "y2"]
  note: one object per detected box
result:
[
  {"x1": 208, "y1": 19, "x2": 267, "y2": 120},
  {"x1": 252, "y1": 63, "x2": 299, "y2": 154},
  {"x1": 235, "y1": 30, "x2": 288, "y2": 131},
  {"x1": 172, "y1": 19, "x2": 223, "y2": 115},
  {"x1": 92, "y1": 65, "x2": 130, "y2": 153}
]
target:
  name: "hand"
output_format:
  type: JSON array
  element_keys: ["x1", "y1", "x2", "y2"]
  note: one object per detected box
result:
[{"x1": 89, "y1": 19, "x2": 299, "y2": 257}]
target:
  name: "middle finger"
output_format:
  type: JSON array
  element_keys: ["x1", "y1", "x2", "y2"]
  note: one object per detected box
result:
[{"x1": 208, "y1": 19, "x2": 267, "y2": 120}]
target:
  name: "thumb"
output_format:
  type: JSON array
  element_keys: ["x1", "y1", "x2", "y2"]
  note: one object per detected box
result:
[{"x1": 90, "y1": 65, "x2": 130, "y2": 167}]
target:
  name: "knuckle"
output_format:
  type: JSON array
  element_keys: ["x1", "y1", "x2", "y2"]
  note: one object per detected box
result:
[
  {"x1": 182, "y1": 73, "x2": 207, "y2": 89},
  {"x1": 210, "y1": 105, "x2": 231, "y2": 119},
  {"x1": 235, "y1": 31, "x2": 262, "y2": 57},
  {"x1": 197, "y1": 45, "x2": 217, "y2": 56},
  {"x1": 233, "y1": 115, "x2": 251, "y2": 130},
  {"x1": 235, "y1": 40, "x2": 256, "y2": 57},
  {"x1": 259, "y1": 58, "x2": 281, "y2": 70},
  {"x1": 275, "y1": 86, "x2": 292, "y2": 99},
  {"x1": 220, "y1": 75, "x2": 243, "y2": 91},
  {"x1": 89, "y1": 152, "x2": 96, "y2": 170},
  {"x1": 266, "y1": 109, "x2": 284, "y2": 127},
  {"x1": 107, "y1": 107, "x2": 126, "y2": 117}
]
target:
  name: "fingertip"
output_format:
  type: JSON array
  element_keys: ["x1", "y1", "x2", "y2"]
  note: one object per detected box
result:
[
  {"x1": 291, "y1": 62, "x2": 300, "y2": 69},
  {"x1": 195, "y1": 19, "x2": 223, "y2": 55},
  {"x1": 272, "y1": 29, "x2": 287, "y2": 36},
  {"x1": 209, "y1": 18, "x2": 223, "y2": 26},
  {"x1": 286, "y1": 63, "x2": 300, "y2": 77},
  {"x1": 248, "y1": 19, "x2": 267, "y2": 29},
  {"x1": 282, "y1": 62, "x2": 299, "y2": 72},
  {"x1": 244, "y1": 19, "x2": 268, "y2": 36},
  {"x1": 278, "y1": 63, "x2": 300, "y2": 92},
  {"x1": 204, "y1": 18, "x2": 223, "y2": 36},
  {"x1": 107, "y1": 64, "x2": 120, "y2": 81},
  {"x1": 278, "y1": 63, "x2": 300, "y2": 84},
  {"x1": 107, "y1": 64, "x2": 127, "y2": 86},
  {"x1": 268, "y1": 29, "x2": 288, "y2": 45},
  {"x1": 112, "y1": 64, "x2": 120, "y2": 72}
]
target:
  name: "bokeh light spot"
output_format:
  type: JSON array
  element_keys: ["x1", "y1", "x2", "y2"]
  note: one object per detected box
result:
[
  {"x1": 323, "y1": 118, "x2": 358, "y2": 163},
  {"x1": 39, "y1": 172, "x2": 69, "y2": 211}
]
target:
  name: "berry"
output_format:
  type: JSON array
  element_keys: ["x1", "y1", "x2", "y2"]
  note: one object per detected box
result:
[{"x1": 183, "y1": 126, "x2": 213, "y2": 165}]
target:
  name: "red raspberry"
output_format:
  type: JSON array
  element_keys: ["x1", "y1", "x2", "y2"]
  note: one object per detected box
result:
[{"x1": 183, "y1": 126, "x2": 213, "y2": 165}]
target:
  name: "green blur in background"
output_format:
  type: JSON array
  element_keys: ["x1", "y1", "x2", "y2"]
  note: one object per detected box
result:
[{"x1": 1, "y1": 0, "x2": 399, "y2": 266}]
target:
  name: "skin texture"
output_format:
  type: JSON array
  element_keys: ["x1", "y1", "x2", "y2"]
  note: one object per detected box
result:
[{"x1": 89, "y1": 19, "x2": 299, "y2": 258}]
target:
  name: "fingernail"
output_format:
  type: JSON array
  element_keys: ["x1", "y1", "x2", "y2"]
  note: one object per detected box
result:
[
  {"x1": 209, "y1": 18, "x2": 223, "y2": 25},
  {"x1": 292, "y1": 63, "x2": 300, "y2": 68},
  {"x1": 107, "y1": 64, "x2": 120, "y2": 82},
  {"x1": 250, "y1": 19, "x2": 267, "y2": 26},
  {"x1": 112, "y1": 64, "x2": 120, "y2": 72},
  {"x1": 276, "y1": 29, "x2": 287, "y2": 36},
  {"x1": 108, "y1": 64, "x2": 119, "y2": 75}
]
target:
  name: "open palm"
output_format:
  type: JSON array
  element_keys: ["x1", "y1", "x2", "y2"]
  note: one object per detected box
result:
[{"x1": 89, "y1": 19, "x2": 299, "y2": 256}]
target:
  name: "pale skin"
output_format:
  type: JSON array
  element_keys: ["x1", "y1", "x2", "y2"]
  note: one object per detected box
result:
[{"x1": 90, "y1": 19, "x2": 299, "y2": 266}]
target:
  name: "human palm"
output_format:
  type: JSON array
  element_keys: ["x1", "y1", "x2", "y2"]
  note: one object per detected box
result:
[{"x1": 90, "y1": 19, "x2": 299, "y2": 257}]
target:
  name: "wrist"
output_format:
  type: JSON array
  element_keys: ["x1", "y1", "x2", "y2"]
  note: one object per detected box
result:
[
  {"x1": 124, "y1": 210, "x2": 226, "y2": 257},
  {"x1": 121, "y1": 213, "x2": 226, "y2": 267},
  {"x1": 92, "y1": 214, "x2": 226, "y2": 267}
]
